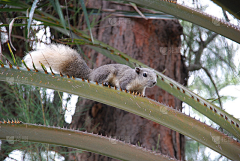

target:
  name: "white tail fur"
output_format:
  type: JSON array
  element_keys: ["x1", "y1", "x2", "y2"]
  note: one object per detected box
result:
[{"x1": 23, "y1": 44, "x2": 79, "y2": 73}]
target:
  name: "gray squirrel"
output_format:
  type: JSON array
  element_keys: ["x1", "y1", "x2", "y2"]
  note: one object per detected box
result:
[{"x1": 23, "y1": 44, "x2": 157, "y2": 96}]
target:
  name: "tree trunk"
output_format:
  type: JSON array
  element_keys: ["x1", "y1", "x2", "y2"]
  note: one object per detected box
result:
[{"x1": 70, "y1": 1, "x2": 187, "y2": 160}]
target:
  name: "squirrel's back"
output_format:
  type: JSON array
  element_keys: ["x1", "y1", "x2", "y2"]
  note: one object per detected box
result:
[{"x1": 24, "y1": 44, "x2": 92, "y2": 79}]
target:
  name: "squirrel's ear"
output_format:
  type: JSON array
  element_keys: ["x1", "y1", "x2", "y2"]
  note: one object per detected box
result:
[{"x1": 135, "y1": 67, "x2": 141, "y2": 74}]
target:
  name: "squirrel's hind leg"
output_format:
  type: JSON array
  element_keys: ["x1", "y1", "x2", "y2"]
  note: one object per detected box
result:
[{"x1": 90, "y1": 66, "x2": 117, "y2": 86}]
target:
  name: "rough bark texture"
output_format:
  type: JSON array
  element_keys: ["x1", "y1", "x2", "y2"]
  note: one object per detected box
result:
[{"x1": 70, "y1": 1, "x2": 187, "y2": 160}]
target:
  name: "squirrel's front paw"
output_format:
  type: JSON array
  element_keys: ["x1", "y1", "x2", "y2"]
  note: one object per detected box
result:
[
  {"x1": 141, "y1": 92, "x2": 146, "y2": 97},
  {"x1": 102, "y1": 82, "x2": 109, "y2": 86}
]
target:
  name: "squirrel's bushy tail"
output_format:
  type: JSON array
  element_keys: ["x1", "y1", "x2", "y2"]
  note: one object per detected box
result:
[{"x1": 24, "y1": 44, "x2": 92, "y2": 79}]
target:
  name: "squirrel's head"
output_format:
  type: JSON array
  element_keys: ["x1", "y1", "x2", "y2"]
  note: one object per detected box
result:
[{"x1": 135, "y1": 67, "x2": 157, "y2": 88}]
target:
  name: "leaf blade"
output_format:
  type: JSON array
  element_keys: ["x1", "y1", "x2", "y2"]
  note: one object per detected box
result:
[
  {"x1": 79, "y1": 0, "x2": 94, "y2": 43},
  {"x1": 0, "y1": 66, "x2": 240, "y2": 160}
]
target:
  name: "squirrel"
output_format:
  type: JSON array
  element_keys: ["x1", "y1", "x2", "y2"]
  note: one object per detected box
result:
[{"x1": 23, "y1": 44, "x2": 157, "y2": 96}]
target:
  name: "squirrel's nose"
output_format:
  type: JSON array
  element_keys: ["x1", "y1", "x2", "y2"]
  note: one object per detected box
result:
[{"x1": 153, "y1": 82, "x2": 156, "y2": 85}]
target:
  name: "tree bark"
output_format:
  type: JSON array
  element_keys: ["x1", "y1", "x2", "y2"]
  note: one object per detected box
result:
[{"x1": 70, "y1": 1, "x2": 187, "y2": 160}]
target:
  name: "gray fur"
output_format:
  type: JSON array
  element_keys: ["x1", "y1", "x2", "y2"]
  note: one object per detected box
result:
[
  {"x1": 62, "y1": 54, "x2": 92, "y2": 79},
  {"x1": 90, "y1": 64, "x2": 157, "y2": 95},
  {"x1": 25, "y1": 44, "x2": 157, "y2": 96},
  {"x1": 119, "y1": 76, "x2": 133, "y2": 90}
]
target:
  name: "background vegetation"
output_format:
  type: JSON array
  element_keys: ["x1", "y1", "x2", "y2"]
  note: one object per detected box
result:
[{"x1": 0, "y1": 0, "x2": 240, "y2": 160}]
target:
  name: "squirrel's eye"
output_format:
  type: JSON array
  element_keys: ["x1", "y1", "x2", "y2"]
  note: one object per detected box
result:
[{"x1": 143, "y1": 73, "x2": 147, "y2": 77}]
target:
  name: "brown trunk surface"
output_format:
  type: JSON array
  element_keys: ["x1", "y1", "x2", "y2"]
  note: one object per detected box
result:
[{"x1": 70, "y1": 1, "x2": 187, "y2": 160}]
